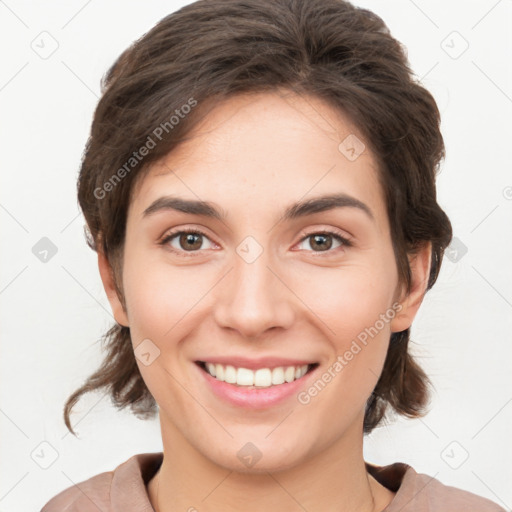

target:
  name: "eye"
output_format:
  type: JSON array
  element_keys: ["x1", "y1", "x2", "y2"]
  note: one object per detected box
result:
[
  {"x1": 159, "y1": 228, "x2": 353, "y2": 257},
  {"x1": 295, "y1": 230, "x2": 352, "y2": 253},
  {"x1": 160, "y1": 228, "x2": 216, "y2": 256}
]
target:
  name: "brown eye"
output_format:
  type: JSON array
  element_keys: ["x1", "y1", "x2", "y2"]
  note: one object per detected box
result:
[
  {"x1": 161, "y1": 229, "x2": 216, "y2": 255},
  {"x1": 296, "y1": 231, "x2": 352, "y2": 253},
  {"x1": 309, "y1": 234, "x2": 333, "y2": 251},
  {"x1": 178, "y1": 232, "x2": 203, "y2": 251}
]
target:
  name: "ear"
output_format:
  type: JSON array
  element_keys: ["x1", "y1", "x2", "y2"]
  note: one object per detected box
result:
[
  {"x1": 97, "y1": 250, "x2": 130, "y2": 327},
  {"x1": 390, "y1": 242, "x2": 432, "y2": 333}
]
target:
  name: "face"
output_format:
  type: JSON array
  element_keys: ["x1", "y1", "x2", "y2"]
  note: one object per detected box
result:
[{"x1": 101, "y1": 90, "x2": 427, "y2": 472}]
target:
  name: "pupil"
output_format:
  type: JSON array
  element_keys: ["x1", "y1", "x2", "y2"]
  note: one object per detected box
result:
[
  {"x1": 312, "y1": 234, "x2": 332, "y2": 251},
  {"x1": 181, "y1": 233, "x2": 201, "y2": 250}
]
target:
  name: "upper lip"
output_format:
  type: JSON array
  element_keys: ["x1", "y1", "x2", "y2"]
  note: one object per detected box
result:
[{"x1": 196, "y1": 356, "x2": 318, "y2": 370}]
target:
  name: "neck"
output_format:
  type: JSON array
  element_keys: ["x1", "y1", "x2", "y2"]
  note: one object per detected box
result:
[{"x1": 148, "y1": 418, "x2": 394, "y2": 512}]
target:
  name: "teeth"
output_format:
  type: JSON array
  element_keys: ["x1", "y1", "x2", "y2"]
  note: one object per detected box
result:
[
  {"x1": 254, "y1": 368, "x2": 271, "y2": 387},
  {"x1": 237, "y1": 367, "x2": 254, "y2": 386},
  {"x1": 224, "y1": 365, "x2": 237, "y2": 384},
  {"x1": 204, "y1": 363, "x2": 310, "y2": 387},
  {"x1": 271, "y1": 367, "x2": 285, "y2": 385},
  {"x1": 284, "y1": 366, "x2": 295, "y2": 383},
  {"x1": 206, "y1": 362, "x2": 216, "y2": 377}
]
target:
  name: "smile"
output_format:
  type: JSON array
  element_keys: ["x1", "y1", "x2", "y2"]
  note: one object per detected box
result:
[{"x1": 197, "y1": 361, "x2": 316, "y2": 388}]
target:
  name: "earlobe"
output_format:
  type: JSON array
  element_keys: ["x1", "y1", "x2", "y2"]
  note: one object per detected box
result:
[
  {"x1": 97, "y1": 250, "x2": 130, "y2": 327},
  {"x1": 390, "y1": 242, "x2": 432, "y2": 333}
]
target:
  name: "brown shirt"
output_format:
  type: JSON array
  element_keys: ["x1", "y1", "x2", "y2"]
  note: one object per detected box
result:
[{"x1": 40, "y1": 452, "x2": 506, "y2": 511}]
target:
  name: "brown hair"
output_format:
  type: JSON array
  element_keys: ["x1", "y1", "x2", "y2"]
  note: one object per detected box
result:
[{"x1": 64, "y1": 0, "x2": 452, "y2": 435}]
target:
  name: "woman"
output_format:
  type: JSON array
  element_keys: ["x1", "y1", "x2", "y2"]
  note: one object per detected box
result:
[{"x1": 41, "y1": 0, "x2": 506, "y2": 510}]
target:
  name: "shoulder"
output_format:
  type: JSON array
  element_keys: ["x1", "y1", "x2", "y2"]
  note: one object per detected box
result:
[
  {"x1": 392, "y1": 465, "x2": 507, "y2": 511},
  {"x1": 40, "y1": 452, "x2": 163, "y2": 512},
  {"x1": 40, "y1": 470, "x2": 113, "y2": 512}
]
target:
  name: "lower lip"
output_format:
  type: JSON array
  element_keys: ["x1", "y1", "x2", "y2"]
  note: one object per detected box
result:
[{"x1": 196, "y1": 363, "x2": 318, "y2": 409}]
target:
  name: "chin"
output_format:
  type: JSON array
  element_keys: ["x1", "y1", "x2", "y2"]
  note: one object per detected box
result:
[{"x1": 199, "y1": 434, "x2": 314, "y2": 474}]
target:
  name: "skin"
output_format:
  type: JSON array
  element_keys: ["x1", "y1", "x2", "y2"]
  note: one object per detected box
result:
[{"x1": 99, "y1": 90, "x2": 431, "y2": 512}]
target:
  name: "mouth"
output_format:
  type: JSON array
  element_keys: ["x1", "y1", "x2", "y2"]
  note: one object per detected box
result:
[{"x1": 195, "y1": 361, "x2": 319, "y2": 389}]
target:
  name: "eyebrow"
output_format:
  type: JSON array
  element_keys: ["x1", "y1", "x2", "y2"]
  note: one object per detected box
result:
[{"x1": 142, "y1": 193, "x2": 375, "y2": 222}]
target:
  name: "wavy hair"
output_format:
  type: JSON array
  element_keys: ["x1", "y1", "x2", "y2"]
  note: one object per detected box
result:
[{"x1": 64, "y1": 0, "x2": 453, "y2": 435}]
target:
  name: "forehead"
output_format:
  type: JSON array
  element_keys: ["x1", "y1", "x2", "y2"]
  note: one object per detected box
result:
[{"x1": 129, "y1": 91, "x2": 387, "y2": 228}]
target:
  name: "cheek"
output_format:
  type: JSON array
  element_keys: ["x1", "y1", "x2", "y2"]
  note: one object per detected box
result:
[
  {"x1": 121, "y1": 254, "x2": 206, "y2": 410},
  {"x1": 122, "y1": 252, "x2": 210, "y2": 341},
  {"x1": 302, "y1": 258, "x2": 398, "y2": 336},
  {"x1": 304, "y1": 262, "x2": 398, "y2": 391}
]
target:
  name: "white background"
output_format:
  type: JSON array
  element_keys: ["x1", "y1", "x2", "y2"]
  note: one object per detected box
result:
[{"x1": 1, "y1": 0, "x2": 511, "y2": 510}]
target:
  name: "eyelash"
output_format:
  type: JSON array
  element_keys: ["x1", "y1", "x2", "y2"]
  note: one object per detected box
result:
[{"x1": 159, "y1": 227, "x2": 353, "y2": 258}]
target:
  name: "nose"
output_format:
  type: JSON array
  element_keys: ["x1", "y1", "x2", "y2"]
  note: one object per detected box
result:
[{"x1": 213, "y1": 248, "x2": 295, "y2": 340}]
